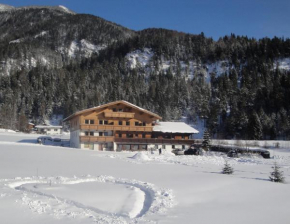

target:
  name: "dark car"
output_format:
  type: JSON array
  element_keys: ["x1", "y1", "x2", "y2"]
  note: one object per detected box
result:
[
  {"x1": 184, "y1": 148, "x2": 203, "y2": 155},
  {"x1": 227, "y1": 150, "x2": 239, "y2": 158},
  {"x1": 261, "y1": 150, "x2": 270, "y2": 159}
]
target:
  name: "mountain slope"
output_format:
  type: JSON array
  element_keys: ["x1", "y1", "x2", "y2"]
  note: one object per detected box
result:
[{"x1": 0, "y1": 5, "x2": 135, "y2": 75}]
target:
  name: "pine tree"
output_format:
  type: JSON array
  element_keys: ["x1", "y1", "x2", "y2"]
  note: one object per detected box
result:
[
  {"x1": 269, "y1": 162, "x2": 285, "y2": 183},
  {"x1": 222, "y1": 161, "x2": 234, "y2": 174},
  {"x1": 202, "y1": 129, "x2": 211, "y2": 151}
]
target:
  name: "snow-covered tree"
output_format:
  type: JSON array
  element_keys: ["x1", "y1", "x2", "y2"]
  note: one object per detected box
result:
[
  {"x1": 269, "y1": 162, "x2": 285, "y2": 183},
  {"x1": 222, "y1": 161, "x2": 234, "y2": 174}
]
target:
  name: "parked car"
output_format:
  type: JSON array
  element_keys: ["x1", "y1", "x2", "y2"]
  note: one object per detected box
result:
[
  {"x1": 53, "y1": 138, "x2": 61, "y2": 142},
  {"x1": 261, "y1": 150, "x2": 270, "y2": 159},
  {"x1": 172, "y1": 148, "x2": 185, "y2": 155},
  {"x1": 227, "y1": 149, "x2": 239, "y2": 158},
  {"x1": 184, "y1": 148, "x2": 203, "y2": 155},
  {"x1": 37, "y1": 136, "x2": 52, "y2": 144}
]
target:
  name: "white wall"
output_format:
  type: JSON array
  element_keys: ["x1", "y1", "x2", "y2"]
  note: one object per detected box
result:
[{"x1": 70, "y1": 130, "x2": 80, "y2": 148}]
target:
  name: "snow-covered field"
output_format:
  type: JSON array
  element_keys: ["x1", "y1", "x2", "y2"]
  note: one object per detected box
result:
[{"x1": 0, "y1": 132, "x2": 290, "y2": 224}]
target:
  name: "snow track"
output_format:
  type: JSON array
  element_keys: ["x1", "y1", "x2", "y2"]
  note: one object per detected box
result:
[{"x1": 1, "y1": 175, "x2": 174, "y2": 223}]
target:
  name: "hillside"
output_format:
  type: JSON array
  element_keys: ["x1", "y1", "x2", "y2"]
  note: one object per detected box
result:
[{"x1": 0, "y1": 4, "x2": 290, "y2": 140}]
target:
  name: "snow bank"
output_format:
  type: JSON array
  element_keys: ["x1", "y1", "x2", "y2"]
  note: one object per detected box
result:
[
  {"x1": 0, "y1": 129, "x2": 16, "y2": 133},
  {"x1": 130, "y1": 152, "x2": 151, "y2": 161}
]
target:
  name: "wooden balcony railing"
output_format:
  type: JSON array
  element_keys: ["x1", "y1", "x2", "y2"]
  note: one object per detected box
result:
[
  {"x1": 114, "y1": 138, "x2": 195, "y2": 145},
  {"x1": 80, "y1": 136, "x2": 114, "y2": 142},
  {"x1": 104, "y1": 112, "x2": 134, "y2": 118},
  {"x1": 80, "y1": 125, "x2": 152, "y2": 132}
]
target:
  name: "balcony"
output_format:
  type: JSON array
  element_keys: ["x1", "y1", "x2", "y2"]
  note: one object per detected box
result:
[
  {"x1": 104, "y1": 112, "x2": 134, "y2": 118},
  {"x1": 114, "y1": 138, "x2": 195, "y2": 145},
  {"x1": 80, "y1": 125, "x2": 152, "y2": 132},
  {"x1": 80, "y1": 136, "x2": 114, "y2": 142}
]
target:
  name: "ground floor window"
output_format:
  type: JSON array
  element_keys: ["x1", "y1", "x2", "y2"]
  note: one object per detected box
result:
[
  {"x1": 84, "y1": 143, "x2": 94, "y2": 150},
  {"x1": 131, "y1": 145, "x2": 139, "y2": 151},
  {"x1": 182, "y1": 145, "x2": 185, "y2": 149},
  {"x1": 172, "y1": 145, "x2": 175, "y2": 149},
  {"x1": 140, "y1": 145, "x2": 147, "y2": 150},
  {"x1": 162, "y1": 145, "x2": 166, "y2": 149},
  {"x1": 117, "y1": 144, "x2": 147, "y2": 151}
]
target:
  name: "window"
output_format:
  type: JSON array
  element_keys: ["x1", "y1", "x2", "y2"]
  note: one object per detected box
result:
[
  {"x1": 104, "y1": 132, "x2": 108, "y2": 136},
  {"x1": 142, "y1": 133, "x2": 146, "y2": 138},
  {"x1": 118, "y1": 133, "x2": 122, "y2": 138},
  {"x1": 140, "y1": 145, "x2": 147, "y2": 150},
  {"x1": 172, "y1": 145, "x2": 175, "y2": 149},
  {"x1": 54, "y1": 129, "x2": 58, "y2": 131},
  {"x1": 143, "y1": 122, "x2": 146, "y2": 126},
  {"x1": 118, "y1": 108, "x2": 123, "y2": 112},
  {"x1": 135, "y1": 122, "x2": 139, "y2": 126},
  {"x1": 104, "y1": 120, "x2": 108, "y2": 125},
  {"x1": 131, "y1": 145, "x2": 138, "y2": 151},
  {"x1": 112, "y1": 108, "x2": 117, "y2": 112},
  {"x1": 182, "y1": 135, "x2": 185, "y2": 139},
  {"x1": 99, "y1": 132, "x2": 103, "y2": 136},
  {"x1": 182, "y1": 145, "x2": 185, "y2": 149},
  {"x1": 85, "y1": 119, "x2": 94, "y2": 124},
  {"x1": 127, "y1": 133, "x2": 133, "y2": 138},
  {"x1": 162, "y1": 145, "x2": 166, "y2": 149},
  {"x1": 85, "y1": 132, "x2": 94, "y2": 136},
  {"x1": 126, "y1": 121, "x2": 130, "y2": 126},
  {"x1": 119, "y1": 121, "x2": 123, "y2": 125},
  {"x1": 84, "y1": 143, "x2": 90, "y2": 148},
  {"x1": 135, "y1": 133, "x2": 138, "y2": 138},
  {"x1": 99, "y1": 120, "x2": 103, "y2": 125}
]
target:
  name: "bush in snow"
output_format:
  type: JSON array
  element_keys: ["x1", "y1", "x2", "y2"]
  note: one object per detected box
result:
[
  {"x1": 222, "y1": 161, "x2": 234, "y2": 174},
  {"x1": 269, "y1": 162, "x2": 285, "y2": 183}
]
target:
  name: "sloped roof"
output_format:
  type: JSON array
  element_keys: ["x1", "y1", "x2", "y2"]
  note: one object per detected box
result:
[
  {"x1": 63, "y1": 100, "x2": 162, "y2": 122},
  {"x1": 153, "y1": 122, "x2": 199, "y2": 134}
]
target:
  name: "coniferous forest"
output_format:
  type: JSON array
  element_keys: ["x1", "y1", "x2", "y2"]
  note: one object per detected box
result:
[{"x1": 0, "y1": 6, "x2": 290, "y2": 140}]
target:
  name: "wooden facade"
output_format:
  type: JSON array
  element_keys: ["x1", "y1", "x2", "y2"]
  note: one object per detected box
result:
[{"x1": 64, "y1": 101, "x2": 196, "y2": 151}]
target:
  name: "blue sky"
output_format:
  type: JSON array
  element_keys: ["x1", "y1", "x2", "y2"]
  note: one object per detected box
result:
[{"x1": 1, "y1": 0, "x2": 289, "y2": 40}]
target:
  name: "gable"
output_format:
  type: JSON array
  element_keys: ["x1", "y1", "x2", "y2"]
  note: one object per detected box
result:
[{"x1": 63, "y1": 100, "x2": 162, "y2": 122}]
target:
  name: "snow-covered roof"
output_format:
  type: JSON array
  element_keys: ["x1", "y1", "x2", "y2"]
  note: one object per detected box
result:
[
  {"x1": 35, "y1": 125, "x2": 62, "y2": 129},
  {"x1": 153, "y1": 122, "x2": 199, "y2": 134}
]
